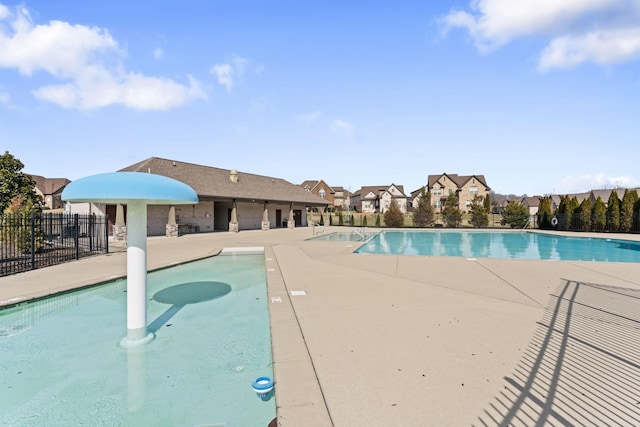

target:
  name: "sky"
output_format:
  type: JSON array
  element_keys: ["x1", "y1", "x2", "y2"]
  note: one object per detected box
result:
[{"x1": 1, "y1": 0, "x2": 639, "y2": 197}]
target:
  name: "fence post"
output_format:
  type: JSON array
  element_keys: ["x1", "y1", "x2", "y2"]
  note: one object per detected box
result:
[
  {"x1": 105, "y1": 213, "x2": 109, "y2": 253},
  {"x1": 74, "y1": 213, "x2": 79, "y2": 260},
  {"x1": 30, "y1": 212, "x2": 36, "y2": 271},
  {"x1": 89, "y1": 213, "x2": 94, "y2": 252}
]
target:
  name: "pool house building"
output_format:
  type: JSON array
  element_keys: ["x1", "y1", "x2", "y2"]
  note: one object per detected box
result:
[{"x1": 68, "y1": 157, "x2": 329, "y2": 237}]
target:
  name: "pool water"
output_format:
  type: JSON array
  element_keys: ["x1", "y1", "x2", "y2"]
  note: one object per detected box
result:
[
  {"x1": 308, "y1": 231, "x2": 378, "y2": 242},
  {"x1": 0, "y1": 254, "x2": 275, "y2": 426},
  {"x1": 355, "y1": 231, "x2": 640, "y2": 262}
]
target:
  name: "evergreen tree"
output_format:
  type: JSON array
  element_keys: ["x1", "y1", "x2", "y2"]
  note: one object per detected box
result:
[
  {"x1": 592, "y1": 196, "x2": 606, "y2": 232},
  {"x1": 620, "y1": 189, "x2": 638, "y2": 232},
  {"x1": 0, "y1": 151, "x2": 42, "y2": 213},
  {"x1": 500, "y1": 201, "x2": 529, "y2": 228},
  {"x1": 635, "y1": 196, "x2": 640, "y2": 233},
  {"x1": 606, "y1": 191, "x2": 621, "y2": 232},
  {"x1": 412, "y1": 187, "x2": 435, "y2": 227},
  {"x1": 557, "y1": 195, "x2": 578, "y2": 230},
  {"x1": 349, "y1": 214, "x2": 355, "y2": 227},
  {"x1": 1, "y1": 196, "x2": 44, "y2": 254},
  {"x1": 383, "y1": 198, "x2": 404, "y2": 228},
  {"x1": 537, "y1": 196, "x2": 553, "y2": 229},
  {"x1": 469, "y1": 195, "x2": 489, "y2": 228},
  {"x1": 442, "y1": 192, "x2": 462, "y2": 228},
  {"x1": 338, "y1": 211, "x2": 344, "y2": 226},
  {"x1": 578, "y1": 197, "x2": 592, "y2": 232},
  {"x1": 484, "y1": 193, "x2": 491, "y2": 214},
  {"x1": 362, "y1": 215, "x2": 368, "y2": 227},
  {"x1": 375, "y1": 214, "x2": 381, "y2": 227}
]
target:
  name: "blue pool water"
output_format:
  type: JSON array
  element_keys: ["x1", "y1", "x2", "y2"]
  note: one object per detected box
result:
[
  {"x1": 355, "y1": 231, "x2": 640, "y2": 262},
  {"x1": 0, "y1": 253, "x2": 275, "y2": 426},
  {"x1": 307, "y1": 231, "x2": 377, "y2": 242}
]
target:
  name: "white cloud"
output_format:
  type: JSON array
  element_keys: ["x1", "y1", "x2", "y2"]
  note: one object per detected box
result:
[
  {"x1": 153, "y1": 48, "x2": 164, "y2": 59},
  {"x1": 441, "y1": 0, "x2": 640, "y2": 69},
  {"x1": 539, "y1": 28, "x2": 640, "y2": 70},
  {"x1": 557, "y1": 173, "x2": 640, "y2": 194},
  {"x1": 0, "y1": 4, "x2": 205, "y2": 110},
  {"x1": 210, "y1": 55, "x2": 263, "y2": 92},
  {"x1": 210, "y1": 63, "x2": 234, "y2": 92},
  {"x1": 33, "y1": 73, "x2": 205, "y2": 111},
  {"x1": 330, "y1": 119, "x2": 356, "y2": 142},
  {"x1": 297, "y1": 111, "x2": 322, "y2": 123}
]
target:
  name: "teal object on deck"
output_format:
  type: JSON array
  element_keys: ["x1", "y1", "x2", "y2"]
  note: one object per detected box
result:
[{"x1": 61, "y1": 172, "x2": 198, "y2": 205}]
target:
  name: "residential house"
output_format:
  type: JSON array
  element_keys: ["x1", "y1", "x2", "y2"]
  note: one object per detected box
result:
[
  {"x1": 426, "y1": 173, "x2": 490, "y2": 212},
  {"x1": 331, "y1": 186, "x2": 352, "y2": 211},
  {"x1": 68, "y1": 157, "x2": 329, "y2": 236},
  {"x1": 351, "y1": 184, "x2": 409, "y2": 213},
  {"x1": 30, "y1": 175, "x2": 71, "y2": 210},
  {"x1": 521, "y1": 196, "x2": 541, "y2": 215},
  {"x1": 301, "y1": 180, "x2": 351, "y2": 211}
]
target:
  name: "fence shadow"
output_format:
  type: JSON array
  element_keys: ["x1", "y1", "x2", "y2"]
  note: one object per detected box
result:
[{"x1": 475, "y1": 279, "x2": 640, "y2": 426}]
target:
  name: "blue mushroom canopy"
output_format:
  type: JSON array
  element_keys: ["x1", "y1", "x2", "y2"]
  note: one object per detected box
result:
[{"x1": 62, "y1": 172, "x2": 198, "y2": 205}]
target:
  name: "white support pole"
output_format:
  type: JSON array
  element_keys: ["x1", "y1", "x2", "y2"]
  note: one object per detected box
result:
[{"x1": 121, "y1": 200, "x2": 154, "y2": 347}]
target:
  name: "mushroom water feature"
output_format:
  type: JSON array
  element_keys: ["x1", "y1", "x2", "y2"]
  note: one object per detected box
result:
[{"x1": 61, "y1": 172, "x2": 198, "y2": 347}]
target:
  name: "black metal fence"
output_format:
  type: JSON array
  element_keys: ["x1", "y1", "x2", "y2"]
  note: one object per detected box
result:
[
  {"x1": 0, "y1": 212, "x2": 109, "y2": 277},
  {"x1": 537, "y1": 212, "x2": 640, "y2": 233}
]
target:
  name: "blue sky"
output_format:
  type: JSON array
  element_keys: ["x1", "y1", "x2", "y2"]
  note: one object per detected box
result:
[{"x1": 2, "y1": 1, "x2": 639, "y2": 196}]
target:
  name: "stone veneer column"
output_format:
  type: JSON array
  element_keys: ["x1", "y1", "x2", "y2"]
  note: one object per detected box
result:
[
  {"x1": 165, "y1": 205, "x2": 178, "y2": 237},
  {"x1": 261, "y1": 202, "x2": 270, "y2": 230},
  {"x1": 229, "y1": 200, "x2": 239, "y2": 232},
  {"x1": 113, "y1": 203, "x2": 127, "y2": 241},
  {"x1": 288, "y1": 203, "x2": 295, "y2": 229}
]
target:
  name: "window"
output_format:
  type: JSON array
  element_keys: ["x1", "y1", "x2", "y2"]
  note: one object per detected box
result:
[
  {"x1": 434, "y1": 201, "x2": 442, "y2": 210},
  {"x1": 466, "y1": 200, "x2": 471, "y2": 209},
  {"x1": 469, "y1": 186, "x2": 478, "y2": 195},
  {"x1": 448, "y1": 189, "x2": 453, "y2": 195},
  {"x1": 434, "y1": 188, "x2": 442, "y2": 196},
  {"x1": 319, "y1": 189, "x2": 326, "y2": 198}
]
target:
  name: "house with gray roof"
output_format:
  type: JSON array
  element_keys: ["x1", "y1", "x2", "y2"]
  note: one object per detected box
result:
[
  {"x1": 300, "y1": 180, "x2": 352, "y2": 211},
  {"x1": 29, "y1": 175, "x2": 71, "y2": 211},
  {"x1": 67, "y1": 157, "x2": 329, "y2": 236},
  {"x1": 425, "y1": 173, "x2": 490, "y2": 212},
  {"x1": 351, "y1": 184, "x2": 409, "y2": 213}
]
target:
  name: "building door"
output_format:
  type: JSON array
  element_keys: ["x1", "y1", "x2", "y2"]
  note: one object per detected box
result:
[
  {"x1": 293, "y1": 210, "x2": 302, "y2": 226},
  {"x1": 105, "y1": 204, "x2": 126, "y2": 236},
  {"x1": 275, "y1": 209, "x2": 282, "y2": 228}
]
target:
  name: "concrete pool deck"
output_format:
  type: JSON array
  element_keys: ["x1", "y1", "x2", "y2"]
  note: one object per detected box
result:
[{"x1": 1, "y1": 227, "x2": 639, "y2": 426}]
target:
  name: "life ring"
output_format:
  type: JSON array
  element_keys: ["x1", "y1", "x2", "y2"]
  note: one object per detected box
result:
[{"x1": 551, "y1": 216, "x2": 558, "y2": 227}]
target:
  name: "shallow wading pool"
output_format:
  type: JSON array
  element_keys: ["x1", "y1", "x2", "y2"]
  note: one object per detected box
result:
[{"x1": 0, "y1": 253, "x2": 275, "y2": 426}]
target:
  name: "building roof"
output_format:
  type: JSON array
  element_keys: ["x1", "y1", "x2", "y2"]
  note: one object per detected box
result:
[
  {"x1": 521, "y1": 196, "x2": 541, "y2": 208},
  {"x1": 331, "y1": 186, "x2": 351, "y2": 196},
  {"x1": 120, "y1": 157, "x2": 329, "y2": 206},
  {"x1": 352, "y1": 184, "x2": 407, "y2": 199},
  {"x1": 29, "y1": 175, "x2": 71, "y2": 195},
  {"x1": 589, "y1": 188, "x2": 633, "y2": 202},
  {"x1": 427, "y1": 173, "x2": 490, "y2": 190}
]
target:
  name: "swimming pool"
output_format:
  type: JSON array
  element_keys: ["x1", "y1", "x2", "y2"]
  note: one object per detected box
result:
[
  {"x1": 0, "y1": 253, "x2": 275, "y2": 426},
  {"x1": 307, "y1": 231, "x2": 378, "y2": 242},
  {"x1": 355, "y1": 230, "x2": 640, "y2": 262}
]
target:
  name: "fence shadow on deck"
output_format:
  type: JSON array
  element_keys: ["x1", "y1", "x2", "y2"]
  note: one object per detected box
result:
[{"x1": 475, "y1": 279, "x2": 640, "y2": 426}]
